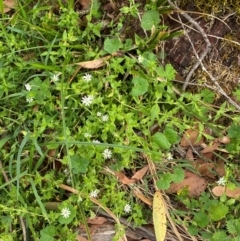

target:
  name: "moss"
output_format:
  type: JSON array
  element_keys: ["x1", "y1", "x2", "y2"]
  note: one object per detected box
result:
[{"x1": 180, "y1": 0, "x2": 240, "y2": 16}]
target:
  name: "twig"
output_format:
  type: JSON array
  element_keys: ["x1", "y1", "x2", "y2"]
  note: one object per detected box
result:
[
  {"x1": 168, "y1": 1, "x2": 240, "y2": 111},
  {"x1": 167, "y1": 0, "x2": 211, "y2": 90}
]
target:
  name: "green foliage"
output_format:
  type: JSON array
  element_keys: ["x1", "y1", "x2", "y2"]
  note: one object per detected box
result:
[
  {"x1": 1, "y1": 0, "x2": 239, "y2": 240},
  {"x1": 141, "y1": 10, "x2": 161, "y2": 30}
]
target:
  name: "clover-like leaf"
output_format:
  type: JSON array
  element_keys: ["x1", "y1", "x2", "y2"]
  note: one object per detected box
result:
[{"x1": 131, "y1": 76, "x2": 149, "y2": 96}]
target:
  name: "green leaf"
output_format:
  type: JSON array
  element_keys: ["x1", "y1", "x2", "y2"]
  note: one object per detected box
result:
[
  {"x1": 233, "y1": 88, "x2": 240, "y2": 101},
  {"x1": 200, "y1": 89, "x2": 215, "y2": 103},
  {"x1": 152, "y1": 133, "x2": 171, "y2": 149},
  {"x1": 209, "y1": 203, "x2": 229, "y2": 221},
  {"x1": 163, "y1": 127, "x2": 179, "y2": 145},
  {"x1": 104, "y1": 38, "x2": 121, "y2": 54},
  {"x1": 193, "y1": 211, "x2": 209, "y2": 228},
  {"x1": 164, "y1": 63, "x2": 176, "y2": 81},
  {"x1": 151, "y1": 104, "x2": 160, "y2": 121},
  {"x1": 156, "y1": 173, "x2": 172, "y2": 190},
  {"x1": 210, "y1": 230, "x2": 228, "y2": 241},
  {"x1": 171, "y1": 168, "x2": 184, "y2": 183},
  {"x1": 141, "y1": 10, "x2": 160, "y2": 30},
  {"x1": 40, "y1": 226, "x2": 55, "y2": 241},
  {"x1": 131, "y1": 76, "x2": 149, "y2": 96},
  {"x1": 228, "y1": 124, "x2": 240, "y2": 139},
  {"x1": 71, "y1": 155, "x2": 90, "y2": 174},
  {"x1": 226, "y1": 219, "x2": 240, "y2": 234}
]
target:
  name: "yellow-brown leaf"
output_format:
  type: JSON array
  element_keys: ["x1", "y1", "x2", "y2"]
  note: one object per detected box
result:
[{"x1": 153, "y1": 191, "x2": 167, "y2": 241}]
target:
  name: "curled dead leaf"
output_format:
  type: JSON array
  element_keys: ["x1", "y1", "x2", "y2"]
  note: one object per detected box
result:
[
  {"x1": 212, "y1": 186, "x2": 240, "y2": 198},
  {"x1": 3, "y1": 0, "x2": 17, "y2": 13},
  {"x1": 201, "y1": 142, "x2": 219, "y2": 154},
  {"x1": 75, "y1": 55, "x2": 112, "y2": 69},
  {"x1": 115, "y1": 172, "x2": 135, "y2": 185},
  {"x1": 133, "y1": 187, "x2": 152, "y2": 206},
  {"x1": 87, "y1": 217, "x2": 107, "y2": 225},
  {"x1": 180, "y1": 128, "x2": 204, "y2": 147},
  {"x1": 167, "y1": 171, "x2": 208, "y2": 197},
  {"x1": 131, "y1": 166, "x2": 149, "y2": 181}
]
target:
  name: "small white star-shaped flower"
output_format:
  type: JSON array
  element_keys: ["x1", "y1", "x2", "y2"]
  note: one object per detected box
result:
[
  {"x1": 102, "y1": 148, "x2": 112, "y2": 159},
  {"x1": 217, "y1": 177, "x2": 226, "y2": 186},
  {"x1": 82, "y1": 95, "x2": 94, "y2": 106},
  {"x1": 101, "y1": 115, "x2": 109, "y2": 122},
  {"x1": 124, "y1": 204, "x2": 131, "y2": 213},
  {"x1": 26, "y1": 97, "x2": 33, "y2": 103},
  {"x1": 61, "y1": 207, "x2": 71, "y2": 218},
  {"x1": 51, "y1": 73, "x2": 61, "y2": 82},
  {"x1": 83, "y1": 73, "x2": 92, "y2": 82},
  {"x1": 25, "y1": 83, "x2": 31, "y2": 91},
  {"x1": 97, "y1": 112, "x2": 102, "y2": 117},
  {"x1": 89, "y1": 189, "x2": 100, "y2": 198}
]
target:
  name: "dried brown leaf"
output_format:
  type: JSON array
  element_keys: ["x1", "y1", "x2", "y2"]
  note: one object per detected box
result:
[
  {"x1": 87, "y1": 217, "x2": 107, "y2": 225},
  {"x1": 3, "y1": 0, "x2": 16, "y2": 13},
  {"x1": 180, "y1": 128, "x2": 204, "y2": 147},
  {"x1": 115, "y1": 172, "x2": 135, "y2": 185},
  {"x1": 76, "y1": 236, "x2": 88, "y2": 241},
  {"x1": 78, "y1": 0, "x2": 91, "y2": 9},
  {"x1": 167, "y1": 171, "x2": 208, "y2": 197},
  {"x1": 201, "y1": 142, "x2": 219, "y2": 154},
  {"x1": 197, "y1": 162, "x2": 215, "y2": 179},
  {"x1": 75, "y1": 55, "x2": 112, "y2": 69},
  {"x1": 133, "y1": 187, "x2": 152, "y2": 206},
  {"x1": 185, "y1": 148, "x2": 194, "y2": 161},
  {"x1": 212, "y1": 186, "x2": 240, "y2": 198},
  {"x1": 131, "y1": 166, "x2": 149, "y2": 181}
]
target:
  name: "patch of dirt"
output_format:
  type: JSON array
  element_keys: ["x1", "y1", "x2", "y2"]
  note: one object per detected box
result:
[{"x1": 164, "y1": 2, "x2": 240, "y2": 101}]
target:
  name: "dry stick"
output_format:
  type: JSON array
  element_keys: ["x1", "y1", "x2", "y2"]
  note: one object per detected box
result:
[
  {"x1": 167, "y1": 0, "x2": 211, "y2": 91},
  {"x1": 181, "y1": 17, "x2": 240, "y2": 111},
  {"x1": 168, "y1": 1, "x2": 240, "y2": 111}
]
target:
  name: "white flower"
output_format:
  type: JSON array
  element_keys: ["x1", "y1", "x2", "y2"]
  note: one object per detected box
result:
[
  {"x1": 61, "y1": 207, "x2": 71, "y2": 218},
  {"x1": 93, "y1": 140, "x2": 101, "y2": 143},
  {"x1": 166, "y1": 153, "x2": 173, "y2": 160},
  {"x1": 82, "y1": 95, "x2": 94, "y2": 106},
  {"x1": 84, "y1": 133, "x2": 92, "y2": 138},
  {"x1": 97, "y1": 112, "x2": 102, "y2": 117},
  {"x1": 66, "y1": 177, "x2": 71, "y2": 185},
  {"x1": 124, "y1": 204, "x2": 131, "y2": 213},
  {"x1": 89, "y1": 189, "x2": 100, "y2": 198},
  {"x1": 25, "y1": 83, "x2": 31, "y2": 91},
  {"x1": 83, "y1": 73, "x2": 92, "y2": 82},
  {"x1": 101, "y1": 115, "x2": 109, "y2": 122},
  {"x1": 63, "y1": 168, "x2": 69, "y2": 175},
  {"x1": 102, "y1": 148, "x2": 112, "y2": 159},
  {"x1": 217, "y1": 177, "x2": 226, "y2": 186},
  {"x1": 138, "y1": 55, "x2": 144, "y2": 63},
  {"x1": 51, "y1": 73, "x2": 61, "y2": 82},
  {"x1": 26, "y1": 97, "x2": 33, "y2": 103}
]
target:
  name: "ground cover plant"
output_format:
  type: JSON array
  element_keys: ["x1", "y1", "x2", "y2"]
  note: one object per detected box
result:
[{"x1": 1, "y1": 0, "x2": 240, "y2": 240}]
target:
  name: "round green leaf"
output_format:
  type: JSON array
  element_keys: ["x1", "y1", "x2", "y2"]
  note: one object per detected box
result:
[
  {"x1": 104, "y1": 38, "x2": 121, "y2": 54},
  {"x1": 152, "y1": 133, "x2": 171, "y2": 149},
  {"x1": 131, "y1": 76, "x2": 149, "y2": 96},
  {"x1": 141, "y1": 10, "x2": 160, "y2": 30},
  {"x1": 163, "y1": 127, "x2": 180, "y2": 144}
]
